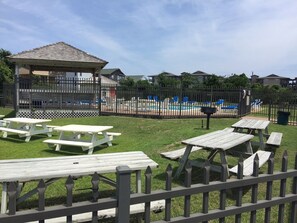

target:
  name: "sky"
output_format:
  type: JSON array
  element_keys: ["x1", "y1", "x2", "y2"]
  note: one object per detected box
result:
[{"x1": 1, "y1": 0, "x2": 297, "y2": 78}]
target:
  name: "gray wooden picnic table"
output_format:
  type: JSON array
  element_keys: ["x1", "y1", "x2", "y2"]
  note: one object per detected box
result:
[
  {"x1": 231, "y1": 119, "x2": 270, "y2": 149},
  {"x1": 0, "y1": 151, "x2": 158, "y2": 214},
  {"x1": 174, "y1": 129, "x2": 254, "y2": 178}
]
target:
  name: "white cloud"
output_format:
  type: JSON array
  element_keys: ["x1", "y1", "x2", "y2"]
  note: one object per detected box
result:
[{"x1": 1, "y1": 0, "x2": 296, "y2": 77}]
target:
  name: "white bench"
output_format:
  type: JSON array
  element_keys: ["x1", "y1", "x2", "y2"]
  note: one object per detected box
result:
[
  {"x1": 0, "y1": 127, "x2": 28, "y2": 135},
  {"x1": 98, "y1": 132, "x2": 122, "y2": 137},
  {"x1": 266, "y1": 132, "x2": 283, "y2": 147},
  {"x1": 229, "y1": 150, "x2": 272, "y2": 176},
  {"x1": 28, "y1": 200, "x2": 165, "y2": 223},
  {"x1": 43, "y1": 139, "x2": 93, "y2": 149},
  {"x1": 161, "y1": 146, "x2": 203, "y2": 160}
]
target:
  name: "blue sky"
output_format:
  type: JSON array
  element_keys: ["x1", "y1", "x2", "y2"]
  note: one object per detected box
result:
[{"x1": 1, "y1": 0, "x2": 297, "y2": 78}]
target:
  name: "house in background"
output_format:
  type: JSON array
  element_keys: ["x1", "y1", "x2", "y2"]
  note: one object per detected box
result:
[
  {"x1": 190, "y1": 70, "x2": 212, "y2": 83},
  {"x1": 148, "y1": 71, "x2": 179, "y2": 85},
  {"x1": 126, "y1": 75, "x2": 148, "y2": 82},
  {"x1": 99, "y1": 68, "x2": 125, "y2": 83},
  {"x1": 251, "y1": 74, "x2": 291, "y2": 87}
]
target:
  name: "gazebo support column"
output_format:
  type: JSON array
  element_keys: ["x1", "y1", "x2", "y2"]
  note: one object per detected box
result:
[{"x1": 14, "y1": 64, "x2": 19, "y2": 113}]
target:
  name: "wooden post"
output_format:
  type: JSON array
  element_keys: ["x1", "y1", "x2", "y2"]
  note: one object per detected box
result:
[
  {"x1": 116, "y1": 166, "x2": 131, "y2": 223},
  {"x1": 14, "y1": 64, "x2": 19, "y2": 113}
]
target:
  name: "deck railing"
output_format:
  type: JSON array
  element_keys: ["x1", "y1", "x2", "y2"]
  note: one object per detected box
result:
[{"x1": 0, "y1": 151, "x2": 296, "y2": 223}]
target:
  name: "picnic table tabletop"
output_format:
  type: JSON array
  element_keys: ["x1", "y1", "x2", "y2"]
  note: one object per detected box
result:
[
  {"x1": 182, "y1": 129, "x2": 254, "y2": 151},
  {"x1": 231, "y1": 119, "x2": 270, "y2": 130},
  {"x1": 4, "y1": 117, "x2": 51, "y2": 124},
  {"x1": 0, "y1": 151, "x2": 158, "y2": 213},
  {"x1": 54, "y1": 124, "x2": 113, "y2": 133}
]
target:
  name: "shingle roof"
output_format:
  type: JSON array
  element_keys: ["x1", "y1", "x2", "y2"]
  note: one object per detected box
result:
[
  {"x1": 259, "y1": 74, "x2": 290, "y2": 79},
  {"x1": 8, "y1": 42, "x2": 108, "y2": 68},
  {"x1": 100, "y1": 75, "x2": 118, "y2": 85},
  {"x1": 100, "y1": 68, "x2": 121, "y2": 75},
  {"x1": 191, "y1": 70, "x2": 211, "y2": 76}
]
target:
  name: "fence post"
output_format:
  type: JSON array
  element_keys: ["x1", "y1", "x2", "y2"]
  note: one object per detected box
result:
[{"x1": 116, "y1": 166, "x2": 131, "y2": 223}]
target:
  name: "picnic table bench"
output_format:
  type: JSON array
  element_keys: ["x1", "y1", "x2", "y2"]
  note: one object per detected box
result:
[
  {"x1": 0, "y1": 117, "x2": 52, "y2": 142},
  {"x1": 266, "y1": 132, "x2": 283, "y2": 147},
  {"x1": 229, "y1": 150, "x2": 272, "y2": 176}
]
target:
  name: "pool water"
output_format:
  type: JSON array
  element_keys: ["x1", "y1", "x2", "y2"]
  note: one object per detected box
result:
[{"x1": 150, "y1": 105, "x2": 201, "y2": 111}]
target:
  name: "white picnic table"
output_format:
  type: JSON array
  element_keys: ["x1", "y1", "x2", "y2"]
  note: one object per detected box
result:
[
  {"x1": 0, "y1": 151, "x2": 158, "y2": 214},
  {"x1": 174, "y1": 129, "x2": 254, "y2": 178},
  {"x1": 0, "y1": 117, "x2": 52, "y2": 142},
  {"x1": 43, "y1": 124, "x2": 116, "y2": 154},
  {"x1": 231, "y1": 119, "x2": 270, "y2": 149}
]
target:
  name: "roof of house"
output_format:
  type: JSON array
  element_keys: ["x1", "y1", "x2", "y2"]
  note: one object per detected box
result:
[
  {"x1": 99, "y1": 68, "x2": 124, "y2": 75},
  {"x1": 100, "y1": 75, "x2": 118, "y2": 85},
  {"x1": 8, "y1": 42, "x2": 108, "y2": 71},
  {"x1": 191, "y1": 70, "x2": 211, "y2": 76},
  {"x1": 259, "y1": 74, "x2": 290, "y2": 80},
  {"x1": 148, "y1": 71, "x2": 177, "y2": 77}
]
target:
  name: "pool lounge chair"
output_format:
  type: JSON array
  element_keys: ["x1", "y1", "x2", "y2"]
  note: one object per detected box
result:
[{"x1": 221, "y1": 104, "x2": 238, "y2": 112}]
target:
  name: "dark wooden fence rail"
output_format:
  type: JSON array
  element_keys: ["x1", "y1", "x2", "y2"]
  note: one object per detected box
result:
[{"x1": 0, "y1": 151, "x2": 296, "y2": 223}]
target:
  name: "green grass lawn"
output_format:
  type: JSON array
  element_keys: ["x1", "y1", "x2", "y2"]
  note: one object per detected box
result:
[{"x1": 0, "y1": 108, "x2": 296, "y2": 222}]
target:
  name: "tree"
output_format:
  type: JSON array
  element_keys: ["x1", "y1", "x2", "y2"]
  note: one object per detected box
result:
[
  {"x1": 119, "y1": 77, "x2": 135, "y2": 89},
  {"x1": 180, "y1": 72, "x2": 196, "y2": 88},
  {"x1": 0, "y1": 49, "x2": 13, "y2": 83},
  {"x1": 203, "y1": 75, "x2": 224, "y2": 87},
  {"x1": 225, "y1": 73, "x2": 250, "y2": 88},
  {"x1": 156, "y1": 73, "x2": 179, "y2": 87}
]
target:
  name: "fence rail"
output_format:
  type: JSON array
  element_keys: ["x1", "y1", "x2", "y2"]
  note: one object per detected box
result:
[{"x1": 0, "y1": 151, "x2": 296, "y2": 223}]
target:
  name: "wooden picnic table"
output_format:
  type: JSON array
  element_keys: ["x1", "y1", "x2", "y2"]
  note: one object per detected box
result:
[
  {"x1": 43, "y1": 124, "x2": 117, "y2": 154},
  {"x1": 231, "y1": 119, "x2": 270, "y2": 149},
  {"x1": 0, "y1": 117, "x2": 52, "y2": 142},
  {"x1": 174, "y1": 129, "x2": 254, "y2": 178},
  {"x1": 0, "y1": 151, "x2": 158, "y2": 214}
]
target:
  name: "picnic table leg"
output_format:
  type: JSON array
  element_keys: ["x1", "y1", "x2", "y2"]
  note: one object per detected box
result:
[
  {"x1": 135, "y1": 170, "x2": 141, "y2": 193},
  {"x1": 1, "y1": 183, "x2": 7, "y2": 214},
  {"x1": 174, "y1": 145, "x2": 193, "y2": 178},
  {"x1": 2, "y1": 131, "x2": 7, "y2": 138},
  {"x1": 245, "y1": 141, "x2": 253, "y2": 154},
  {"x1": 24, "y1": 135, "x2": 31, "y2": 142},
  {"x1": 258, "y1": 130, "x2": 265, "y2": 150},
  {"x1": 55, "y1": 132, "x2": 64, "y2": 151},
  {"x1": 102, "y1": 132, "x2": 112, "y2": 147}
]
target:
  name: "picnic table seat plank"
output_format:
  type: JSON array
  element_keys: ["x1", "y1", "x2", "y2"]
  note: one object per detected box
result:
[
  {"x1": 266, "y1": 132, "x2": 283, "y2": 147},
  {"x1": 160, "y1": 146, "x2": 202, "y2": 160},
  {"x1": 98, "y1": 132, "x2": 122, "y2": 136},
  {"x1": 43, "y1": 139, "x2": 93, "y2": 148},
  {"x1": 27, "y1": 200, "x2": 165, "y2": 223},
  {"x1": 0, "y1": 127, "x2": 28, "y2": 135},
  {"x1": 229, "y1": 150, "x2": 271, "y2": 176}
]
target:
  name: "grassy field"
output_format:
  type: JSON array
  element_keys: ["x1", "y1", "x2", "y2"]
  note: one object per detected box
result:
[{"x1": 0, "y1": 108, "x2": 296, "y2": 222}]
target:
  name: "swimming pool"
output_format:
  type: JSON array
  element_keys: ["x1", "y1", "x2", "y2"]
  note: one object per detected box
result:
[{"x1": 149, "y1": 104, "x2": 201, "y2": 111}]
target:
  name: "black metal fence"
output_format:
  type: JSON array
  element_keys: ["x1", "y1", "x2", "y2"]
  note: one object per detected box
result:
[
  {"x1": 1, "y1": 77, "x2": 297, "y2": 124},
  {"x1": 100, "y1": 84, "x2": 246, "y2": 119},
  {"x1": 0, "y1": 151, "x2": 296, "y2": 223},
  {"x1": 251, "y1": 88, "x2": 297, "y2": 125}
]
